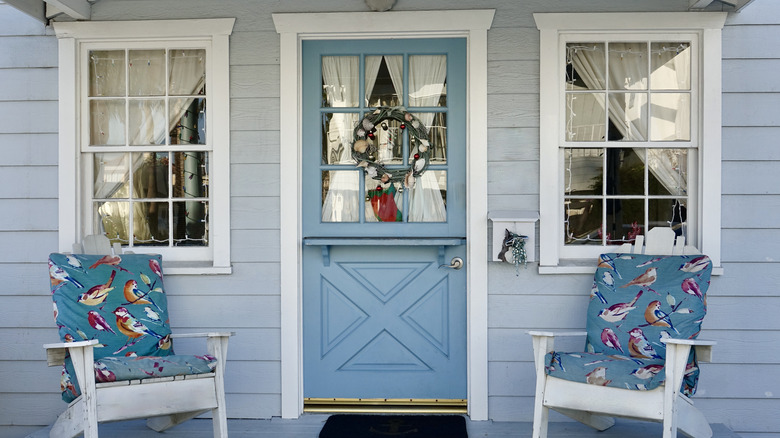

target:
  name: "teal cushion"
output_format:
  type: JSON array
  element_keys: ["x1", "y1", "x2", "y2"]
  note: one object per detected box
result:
[
  {"x1": 94, "y1": 355, "x2": 217, "y2": 383},
  {"x1": 545, "y1": 253, "x2": 712, "y2": 396},
  {"x1": 49, "y1": 253, "x2": 217, "y2": 402}
]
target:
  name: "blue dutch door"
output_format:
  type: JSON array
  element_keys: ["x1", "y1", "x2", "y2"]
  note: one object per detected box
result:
[{"x1": 302, "y1": 38, "x2": 468, "y2": 403}]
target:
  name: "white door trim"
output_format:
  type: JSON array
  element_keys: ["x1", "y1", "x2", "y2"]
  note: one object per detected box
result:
[{"x1": 273, "y1": 10, "x2": 495, "y2": 420}]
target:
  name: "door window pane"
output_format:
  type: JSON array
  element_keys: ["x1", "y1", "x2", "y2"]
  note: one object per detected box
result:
[
  {"x1": 367, "y1": 180, "x2": 403, "y2": 222},
  {"x1": 322, "y1": 170, "x2": 360, "y2": 222},
  {"x1": 409, "y1": 170, "x2": 446, "y2": 222},
  {"x1": 409, "y1": 55, "x2": 447, "y2": 107},
  {"x1": 365, "y1": 55, "x2": 402, "y2": 107},
  {"x1": 412, "y1": 112, "x2": 446, "y2": 164},
  {"x1": 322, "y1": 113, "x2": 361, "y2": 164},
  {"x1": 322, "y1": 56, "x2": 359, "y2": 108}
]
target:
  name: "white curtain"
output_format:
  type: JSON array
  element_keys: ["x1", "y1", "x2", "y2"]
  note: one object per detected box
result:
[
  {"x1": 321, "y1": 56, "x2": 362, "y2": 222},
  {"x1": 569, "y1": 43, "x2": 690, "y2": 198},
  {"x1": 407, "y1": 55, "x2": 447, "y2": 222}
]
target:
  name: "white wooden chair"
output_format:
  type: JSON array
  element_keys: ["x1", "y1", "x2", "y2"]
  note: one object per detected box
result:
[
  {"x1": 529, "y1": 227, "x2": 716, "y2": 438},
  {"x1": 45, "y1": 235, "x2": 233, "y2": 438}
]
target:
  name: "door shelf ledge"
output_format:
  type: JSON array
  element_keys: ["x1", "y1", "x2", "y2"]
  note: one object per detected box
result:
[{"x1": 303, "y1": 237, "x2": 466, "y2": 266}]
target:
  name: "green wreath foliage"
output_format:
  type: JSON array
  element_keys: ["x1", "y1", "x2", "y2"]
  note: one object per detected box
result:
[{"x1": 351, "y1": 106, "x2": 431, "y2": 185}]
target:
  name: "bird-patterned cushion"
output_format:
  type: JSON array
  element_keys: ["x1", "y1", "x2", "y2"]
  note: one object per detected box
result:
[
  {"x1": 49, "y1": 253, "x2": 217, "y2": 402},
  {"x1": 545, "y1": 253, "x2": 712, "y2": 396}
]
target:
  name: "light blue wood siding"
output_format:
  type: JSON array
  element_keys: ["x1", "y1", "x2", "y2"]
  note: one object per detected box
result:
[{"x1": 0, "y1": 0, "x2": 778, "y2": 437}]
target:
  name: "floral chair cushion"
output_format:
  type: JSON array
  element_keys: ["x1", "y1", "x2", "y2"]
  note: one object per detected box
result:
[
  {"x1": 49, "y1": 253, "x2": 217, "y2": 402},
  {"x1": 545, "y1": 253, "x2": 712, "y2": 397}
]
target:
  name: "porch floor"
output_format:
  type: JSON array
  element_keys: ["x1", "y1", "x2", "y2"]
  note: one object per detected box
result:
[{"x1": 25, "y1": 415, "x2": 742, "y2": 437}]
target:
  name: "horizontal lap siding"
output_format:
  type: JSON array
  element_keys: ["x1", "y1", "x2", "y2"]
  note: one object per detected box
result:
[
  {"x1": 0, "y1": 3, "x2": 62, "y2": 431},
  {"x1": 721, "y1": 6, "x2": 780, "y2": 433}
]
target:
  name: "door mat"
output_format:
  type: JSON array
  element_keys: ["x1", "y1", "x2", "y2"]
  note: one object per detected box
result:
[{"x1": 319, "y1": 414, "x2": 467, "y2": 438}]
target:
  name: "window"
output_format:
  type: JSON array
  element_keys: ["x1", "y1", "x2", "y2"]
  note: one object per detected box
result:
[
  {"x1": 54, "y1": 20, "x2": 234, "y2": 273},
  {"x1": 535, "y1": 13, "x2": 726, "y2": 272}
]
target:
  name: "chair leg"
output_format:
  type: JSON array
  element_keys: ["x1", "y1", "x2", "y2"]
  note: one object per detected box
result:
[
  {"x1": 531, "y1": 398, "x2": 549, "y2": 438},
  {"x1": 68, "y1": 345, "x2": 98, "y2": 438},
  {"x1": 146, "y1": 411, "x2": 207, "y2": 432}
]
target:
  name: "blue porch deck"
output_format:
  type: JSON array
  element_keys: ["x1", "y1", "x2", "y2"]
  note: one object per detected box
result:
[{"x1": 24, "y1": 416, "x2": 741, "y2": 437}]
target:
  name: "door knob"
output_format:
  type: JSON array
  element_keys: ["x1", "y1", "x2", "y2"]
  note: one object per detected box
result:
[{"x1": 440, "y1": 256, "x2": 464, "y2": 270}]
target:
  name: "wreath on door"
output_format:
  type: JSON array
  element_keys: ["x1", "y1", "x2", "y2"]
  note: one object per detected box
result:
[{"x1": 351, "y1": 106, "x2": 431, "y2": 188}]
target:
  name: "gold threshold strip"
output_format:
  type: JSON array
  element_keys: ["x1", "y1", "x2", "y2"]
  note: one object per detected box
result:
[{"x1": 304, "y1": 398, "x2": 468, "y2": 414}]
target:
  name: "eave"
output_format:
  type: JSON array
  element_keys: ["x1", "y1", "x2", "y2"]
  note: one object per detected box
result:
[
  {"x1": 5, "y1": 0, "x2": 92, "y2": 22},
  {"x1": 689, "y1": 0, "x2": 757, "y2": 12}
]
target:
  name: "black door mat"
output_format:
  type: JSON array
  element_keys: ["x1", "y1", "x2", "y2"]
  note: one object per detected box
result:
[{"x1": 319, "y1": 414, "x2": 467, "y2": 438}]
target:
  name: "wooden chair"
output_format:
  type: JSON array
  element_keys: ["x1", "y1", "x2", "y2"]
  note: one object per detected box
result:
[
  {"x1": 45, "y1": 236, "x2": 233, "y2": 438},
  {"x1": 529, "y1": 228, "x2": 716, "y2": 438}
]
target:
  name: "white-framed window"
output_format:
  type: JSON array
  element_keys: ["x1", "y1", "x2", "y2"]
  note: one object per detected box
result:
[
  {"x1": 534, "y1": 13, "x2": 726, "y2": 273},
  {"x1": 53, "y1": 19, "x2": 234, "y2": 273}
]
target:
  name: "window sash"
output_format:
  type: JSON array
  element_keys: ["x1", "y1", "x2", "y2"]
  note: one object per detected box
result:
[{"x1": 534, "y1": 13, "x2": 726, "y2": 270}]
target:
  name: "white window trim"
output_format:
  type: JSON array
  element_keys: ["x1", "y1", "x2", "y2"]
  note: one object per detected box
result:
[
  {"x1": 273, "y1": 10, "x2": 494, "y2": 420},
  {"x1": 534, "y1": 12, "x2": 726, "y2": 274},
  {"x1": 53, "y1": 19, "x2": 235, "y2": 274}
]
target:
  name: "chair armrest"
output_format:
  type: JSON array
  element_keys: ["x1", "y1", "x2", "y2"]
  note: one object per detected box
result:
[
  {"x1": 170, "y1": 332, "x2": 235, "y2": 365},
  {"x1": 527, "y1": 330, "x2": 587, "y2": 338},
  {"x1": 662, "y1": 338, "x2": 716, "y2": 363},
  {"x1": 170, "y1": 332, "x2": 235, "y2": 339},
  {"x1": 43, "y1": 340, "x2": 99, "y2": 367}
]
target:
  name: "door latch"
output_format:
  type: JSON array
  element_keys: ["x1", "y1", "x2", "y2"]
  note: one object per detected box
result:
[{"x1": 439, "y1": 256, "x2": 464, "y2": 270}]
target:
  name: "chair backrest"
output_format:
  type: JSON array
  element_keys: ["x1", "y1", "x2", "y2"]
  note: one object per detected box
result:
[
  {"x1": 616, "y1": 227, "x2": 699, "y2": 256},
  {"x1": 587, "y1": 253, "x2": 712, "y2": 395},
  {"x1": 73, "y1": 234, "x2": 126, "y2": 256},
  {"x1": 49, "y1": 253, "x2": 173, "y2": 361}
]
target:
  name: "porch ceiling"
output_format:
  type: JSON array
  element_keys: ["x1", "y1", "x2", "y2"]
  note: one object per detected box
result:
[{"x1": 4, "y1": 0, "x2": 760, "y2": 23}]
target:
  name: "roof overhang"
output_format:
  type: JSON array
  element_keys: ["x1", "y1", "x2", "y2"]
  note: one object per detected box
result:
[
  {"x1": 5, "y1": 0, "x2": 91, "y2": 22},
  {"x1": 689, "y1": 0, "x2": 757, "y2": 12}
]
